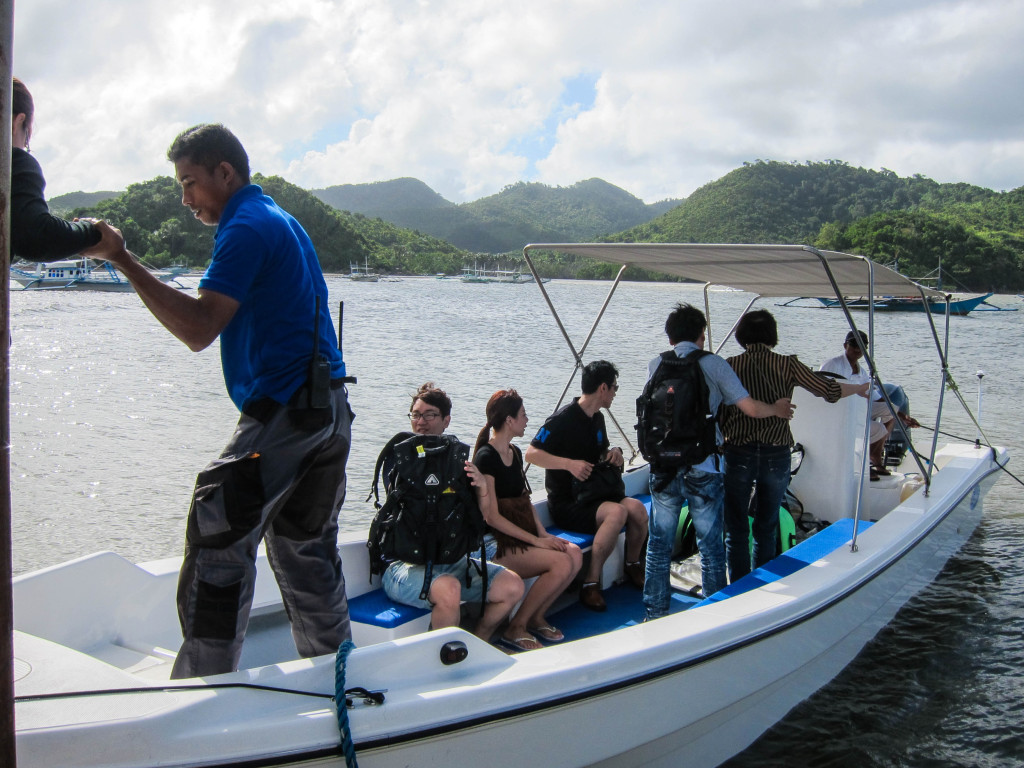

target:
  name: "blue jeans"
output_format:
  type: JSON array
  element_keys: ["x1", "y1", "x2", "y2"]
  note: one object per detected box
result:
[
  {"x1": 644, "y1": 468, "x2": 726, "y2": 618},
  {"x1": 723, "y1": 443, "x2": 791, "y2": 582}
]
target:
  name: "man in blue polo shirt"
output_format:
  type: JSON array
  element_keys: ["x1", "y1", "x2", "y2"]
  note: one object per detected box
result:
[{"x1": 86, "y1": 124, "x2": 354, "y2": 678}]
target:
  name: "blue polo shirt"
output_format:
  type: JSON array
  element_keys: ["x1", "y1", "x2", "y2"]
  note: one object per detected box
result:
[{"x1": 199, "y1": 184, "x2": 346, "y2": 411}]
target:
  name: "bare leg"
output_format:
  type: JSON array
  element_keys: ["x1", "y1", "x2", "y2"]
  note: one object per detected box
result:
[
  {"x1": 427, "y1": 575, "x2": 462, "y2": 630},
  {"x1": 497, "y1": 545, "x2": 582, "y2": 633},
  {"x1": 586, "y1": 502, "x2": 628, "y2": 583},
  {"x1": 473, "y1": 570, "x2": 523, "y2": 641},
  {"x1": 621, "y1": 497, "x2": 649, "y2": 562}
]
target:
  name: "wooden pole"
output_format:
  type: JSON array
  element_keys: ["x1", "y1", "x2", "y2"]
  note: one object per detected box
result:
[{"x1": 1, "y1": 1, "x2": 16, "y2": 764}]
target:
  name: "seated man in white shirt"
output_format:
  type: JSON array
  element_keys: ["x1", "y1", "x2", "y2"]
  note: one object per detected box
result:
[{"x1": 819, "y1": 330, "x2": 918, "y2": 478}]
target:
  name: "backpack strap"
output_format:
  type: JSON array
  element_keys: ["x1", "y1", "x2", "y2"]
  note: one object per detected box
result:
[{"x1": 366, "y1": 430, "x2": 416, "y2": 508}]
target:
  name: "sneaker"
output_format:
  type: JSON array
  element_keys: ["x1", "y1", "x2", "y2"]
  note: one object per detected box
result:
[
  {"x1": 624, "y1": 560, "x2": 645, "y2": 589},
  {"x1": 579, "y1": 582, "x2": 607, "y2": 612}
]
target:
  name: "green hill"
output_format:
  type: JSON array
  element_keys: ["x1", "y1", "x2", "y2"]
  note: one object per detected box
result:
[
  {"x1": 48, "y1": 190, "x2": 120, "y2": 215},
  {"x1": 313, "y1": 177, "x2": 681, "y2": 253},
  {"x1": 612, "y1": 160, "x2": 1022, "y2": 291},
  {"x1": 60, "y1": 160, "x2": 1024, "y2": 289},
  {"x1": 72, "y1": 175, "x2": 469, "y2": 275}
]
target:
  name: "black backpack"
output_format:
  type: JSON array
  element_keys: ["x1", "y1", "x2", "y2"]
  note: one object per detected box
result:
[
  {"x1": 367, "y1": 432, "x2": 486, "y2": 600},
  {"x1": 636, "y1": 349, "x2": 718, "y2": 475}
]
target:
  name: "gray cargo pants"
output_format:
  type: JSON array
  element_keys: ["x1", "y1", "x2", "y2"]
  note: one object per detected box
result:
[{"x1": 170, "y1": 384, "x2": 353, "y2": 679}]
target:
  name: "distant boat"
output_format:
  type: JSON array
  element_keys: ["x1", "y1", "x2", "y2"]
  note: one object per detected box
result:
[
  {"x1": 812, "y1": 293, "x2": 995, "y2": 315},
  {"x1": 777, "y1": 259, "x2": 1008, "y2": 314},
  {"x1": 10, "y1": 259, "x2": 187, "y2": 292},
  {"x1": 460, "y1": 265, "x2": 548, "y2": 283},
  {"x1": 347, "y1": 260, "x2": 380, "y2": 282},
  {"x1": 460, "y1": 265, "x2": 493, "y2": 283}
]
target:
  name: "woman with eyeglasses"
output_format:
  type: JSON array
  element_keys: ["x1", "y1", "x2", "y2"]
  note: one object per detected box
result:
[{"x1": 472, "y1": 389, "x2": 583, "y2": 651}]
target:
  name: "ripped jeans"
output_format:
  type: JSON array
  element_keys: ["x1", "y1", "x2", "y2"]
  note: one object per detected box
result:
[{"x1": 644, "y1": 467, "x2": 726, "y2": 619}]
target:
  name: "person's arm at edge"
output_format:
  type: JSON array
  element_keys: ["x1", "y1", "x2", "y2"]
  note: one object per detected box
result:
[
  {"x1": 83, "y1": 221, "x2": 238, "y2": 351},
  {"x1": 734, "y1": 395, "x2": 794, "y2": 420},
  {"x1": 524, "y1": 444, "x2": 593, "y2": 481}
]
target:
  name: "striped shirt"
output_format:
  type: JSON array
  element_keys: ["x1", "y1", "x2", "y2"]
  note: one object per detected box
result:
[{"x1": 721, "y1": 343, "x2": 841, "y2": 447}]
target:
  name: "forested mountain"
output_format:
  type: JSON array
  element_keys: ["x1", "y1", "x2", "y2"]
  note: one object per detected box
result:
[
  {"x1": 48, "y1": 190, "x2": 120, "y2": 215},
  {"x1": 58, "y1": 160, "x2": 1023, "y2": 289},
  {"x1": 312, "y1": 177, "x2": 680, "y2": 253},
  {"x1": 611, "y1": 160, "x2": 1022, "y2": 291},
  {"x1": 312, "y1": 177, "x2": 453, "y2": 218},
  {"x1": 72, "y1": 175, "x2": 468, "y2": 274}
]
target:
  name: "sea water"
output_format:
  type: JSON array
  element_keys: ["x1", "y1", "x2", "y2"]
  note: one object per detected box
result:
[{"x1": 9, "y1": 277, "x2": 1024, "y2": 766}]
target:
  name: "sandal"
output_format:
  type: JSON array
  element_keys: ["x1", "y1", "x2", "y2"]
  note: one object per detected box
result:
[
  {"x1": 498, "y1": 635, "x2": 544, "y2": 653},
  {"x1": 529, "y1": 624, "x2": 565, "y2": 643}
]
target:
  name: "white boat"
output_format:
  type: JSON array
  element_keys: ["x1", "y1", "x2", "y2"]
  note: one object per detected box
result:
[
  {"x1": 10, "y1": 244, "x2": 1009, "y2": 768},
  {"x1": 460, "y1": 265, "x2": 542, "y2": 283},
  {"x1": 10, "y1": 258, "x2": 188, "y2": 292},
  {"x1": 348, "y1": 260, "x2": 380, "y2": 282}
]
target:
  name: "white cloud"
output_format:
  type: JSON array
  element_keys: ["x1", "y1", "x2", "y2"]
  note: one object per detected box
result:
[{"x1": 12, "y1": 0, "x2": 1024, "y2": 203}]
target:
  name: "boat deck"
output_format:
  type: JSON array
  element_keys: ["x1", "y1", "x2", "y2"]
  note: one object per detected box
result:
[{"x1": 538, "y1": 517, "x2": 867, "y2": 643}]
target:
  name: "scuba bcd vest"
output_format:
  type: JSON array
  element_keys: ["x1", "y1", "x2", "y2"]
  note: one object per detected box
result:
[{"x1": 367, "y1": 432, "x2": 486, "y2": 600}]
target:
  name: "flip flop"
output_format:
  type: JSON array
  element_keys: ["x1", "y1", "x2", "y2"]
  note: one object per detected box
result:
[
  {"x1": 529, "y1": 624, "x2": 565, "y2": 643},
  {"x1": 498, "y1": 635, "x2": 544, "y2": 653}
]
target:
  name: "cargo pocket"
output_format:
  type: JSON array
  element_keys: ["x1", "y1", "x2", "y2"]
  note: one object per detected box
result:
[
  {"x1": 187, "y1": 452, "x2": 265, "y2": 549},
  {"x1": 193, "y1": 566, "x2": 245, "y2": 640},
  {"x1": 273, "y1": 436, "x2": 349, "y2": 541}
]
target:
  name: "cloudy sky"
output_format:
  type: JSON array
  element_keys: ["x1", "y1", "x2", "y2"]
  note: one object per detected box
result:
[{"x1": 12, "y1": 0, "x2": 1024, "y2": 204}]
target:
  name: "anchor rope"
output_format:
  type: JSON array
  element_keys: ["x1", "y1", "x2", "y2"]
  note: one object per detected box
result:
[{"x1": 334, "y1": 640, "x2": 359, "y2": 768}]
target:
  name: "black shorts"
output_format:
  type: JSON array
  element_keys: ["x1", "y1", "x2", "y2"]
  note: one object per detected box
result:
[{"x1": 549, "y1": 498, "x2": 606, "y2": 535}]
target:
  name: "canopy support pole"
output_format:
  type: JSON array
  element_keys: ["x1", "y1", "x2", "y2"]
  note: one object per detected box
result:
[
  {"x1": 523, "y1": 248, "x2": 638, "y2": 457},
  {"x1": 2, "y1": 2, "x2": 18, "y2": 763}
]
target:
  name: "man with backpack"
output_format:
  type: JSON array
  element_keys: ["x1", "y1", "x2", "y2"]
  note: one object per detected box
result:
[
  {"x1": 641, "y1": 304, "x2": 794, "y2": 619},
  {"x1": 373, "y1": 383, "x2": 525, "y2": 641}
]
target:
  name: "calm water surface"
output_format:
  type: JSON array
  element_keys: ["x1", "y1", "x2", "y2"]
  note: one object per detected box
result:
[{"x1": 9, "y1": 277, "x2": 1024, "y2": 766}]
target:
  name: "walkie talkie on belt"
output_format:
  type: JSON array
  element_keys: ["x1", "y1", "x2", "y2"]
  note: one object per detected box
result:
[{"x1": 308, "y1": 294, "x2": 332, "y2": 410}]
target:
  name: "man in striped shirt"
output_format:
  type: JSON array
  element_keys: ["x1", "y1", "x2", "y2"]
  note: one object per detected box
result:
[{"x1": 643, "y1": 304, "x2": 794, "y2": 619}]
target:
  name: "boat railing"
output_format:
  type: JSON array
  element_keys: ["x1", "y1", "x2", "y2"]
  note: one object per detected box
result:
[{"x1": 522, "y1": 249, "x2": 640, "y2": 461}]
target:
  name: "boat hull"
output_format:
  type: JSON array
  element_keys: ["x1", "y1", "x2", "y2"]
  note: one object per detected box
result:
[{"x1": 13, "y1": 443, "x2": 1003, "y2": 768}]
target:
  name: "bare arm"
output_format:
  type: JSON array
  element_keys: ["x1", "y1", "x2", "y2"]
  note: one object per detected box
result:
[
  {"x1": 524, "y1": 445, "x2": 593, "y2": 481},
  {"x1": 839, "y1": 381, "x2": 871, "y2": 398},
  {"x1": 83, "y1": 221, "x2": 239, "y2": 351},
  {"x1": 735, "y1": 396, "x2": 794, "y2": 420},
  {"x1": 465, "y1": 461, "x2": 570, "y2": 552}
]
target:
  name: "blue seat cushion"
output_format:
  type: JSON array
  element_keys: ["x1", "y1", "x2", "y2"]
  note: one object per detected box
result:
[
  {"x1": 545, "y1": 526, "x2": 595, "y2": 549},
  {"x1": 348, "y1": 588, "x2": 429, "y2": 629}
]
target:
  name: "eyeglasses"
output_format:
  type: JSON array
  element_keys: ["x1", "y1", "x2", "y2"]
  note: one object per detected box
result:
[{"x1": 409, "y1": 411, "x2": 442, "y2": 423}]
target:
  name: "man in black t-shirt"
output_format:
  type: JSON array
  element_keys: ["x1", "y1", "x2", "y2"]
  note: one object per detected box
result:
[{"x1": 526, "y1": 361, "x2": 648, "y2": 611}]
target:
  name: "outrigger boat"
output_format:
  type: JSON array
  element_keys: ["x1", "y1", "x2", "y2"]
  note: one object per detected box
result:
[
  {"x1": 11, "y1": 244, "x2": 1009, "y2": 768},
  {"x1": 777, "y1": 259, "x2": 1011, "y2": 314},
  {"x1": 806, "y1": 292, "x2": 995, "y2": 315},
  {"x1": 10, "y1": 258, "x2": 188, "y2": 292}
]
